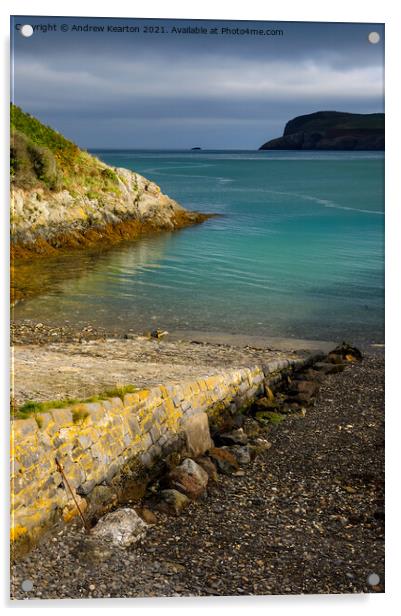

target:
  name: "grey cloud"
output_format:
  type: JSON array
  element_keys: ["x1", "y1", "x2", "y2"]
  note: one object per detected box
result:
[{"x1": 11, "y1": 16, "x2": 384, "y2": 148}]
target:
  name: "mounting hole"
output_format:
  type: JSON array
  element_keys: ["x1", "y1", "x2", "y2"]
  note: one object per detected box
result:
[
  {"x1": 367, "y1": 573, "x2": 380, "y2": 586},
  {"x1": 21, "y1": 579, "x2": 33, "y2": 592},
  {"x1": 368, "y1": 32, "x2": 380, "y2": 44},
  {"x1": 20, "y1": 24, "x2": 33, "y2": 38}
]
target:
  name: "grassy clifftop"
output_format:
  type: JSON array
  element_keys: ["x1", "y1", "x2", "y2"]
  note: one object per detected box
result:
[{"x1": 11, "y1": 104, "x2": 119, "y2": 198}]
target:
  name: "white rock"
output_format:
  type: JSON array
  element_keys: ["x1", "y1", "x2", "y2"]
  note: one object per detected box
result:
[{"x1": 91, "y1": 508, "x2": 148, "y2": 547}]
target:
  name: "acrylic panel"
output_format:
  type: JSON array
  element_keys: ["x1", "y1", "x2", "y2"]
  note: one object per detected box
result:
[{"x1": 10, "y1": 16, "x2": 384, "y2": 599}]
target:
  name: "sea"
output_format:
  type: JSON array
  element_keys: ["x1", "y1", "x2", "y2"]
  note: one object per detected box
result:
[{"x1": 13, "y1": 150, "x2": 385, "y2": 344}]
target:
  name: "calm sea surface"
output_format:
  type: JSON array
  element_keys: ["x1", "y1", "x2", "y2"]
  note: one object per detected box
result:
[{"x1": 14, "y1": 150, "x2": 384, "y2": 343}]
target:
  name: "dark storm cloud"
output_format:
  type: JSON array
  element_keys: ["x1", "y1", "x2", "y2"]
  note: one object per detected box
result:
[{"x1": 11, "y1": 16, "x2": 384, "y2": 148}]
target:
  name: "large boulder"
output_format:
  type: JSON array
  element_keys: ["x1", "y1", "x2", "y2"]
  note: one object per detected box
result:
[
  {"x1": 168, "y1": 458, "x2": 209, "y2": 499},
  {"x1": 91, "y1": 508, "x2": 148, "y2": 547},
  {"x1": 183, "y1": 413, "x2": 213, "y2": 457}
]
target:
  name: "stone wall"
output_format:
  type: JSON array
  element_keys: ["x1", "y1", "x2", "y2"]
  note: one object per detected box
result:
[{"x1": 11, "y1": 355, "x2": 318, "y2": 555}]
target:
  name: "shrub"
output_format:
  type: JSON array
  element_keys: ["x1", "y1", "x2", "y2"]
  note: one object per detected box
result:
[
  {"x1": 10, "y1": 104, "x2": 121, "y2": 197},
  {"x1": 11, "y1": 129, "x2": 62, "y2": 190},
  {"x1": 101, "y1": 167, "x2": 118, "y2": 183}
]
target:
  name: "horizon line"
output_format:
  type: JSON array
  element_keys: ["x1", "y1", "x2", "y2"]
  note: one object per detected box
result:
[{"x1": 88, "y1": 147, "x2": 260, "y2": 151}]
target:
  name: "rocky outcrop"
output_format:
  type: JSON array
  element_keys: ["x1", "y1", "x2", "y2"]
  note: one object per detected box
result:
[
  {"x1": 11, "y1": 167, "x2": 209, "y2": 259},
  {"x1": 10, "y1": 105, "x2": 210, "y2": 260},
  {"x1": 259, "y1": 111, "x2": 384, "y2": 151}
]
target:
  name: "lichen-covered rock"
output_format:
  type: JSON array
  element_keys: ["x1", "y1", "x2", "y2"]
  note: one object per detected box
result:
[
  {"x1": 168, "y1": 458, "x2": 209, "y2": 499},
  {"x1": 253, "y1": 397, "x2": 280, "y2": 411},
  {"x1": 242, "y1": 418, "x2": 262, "y2": 438},
  {"x1": 252, "y1": 438, "x2": 272, "y2": 454},
  {"x1": 195, "y1": 456, "x2": 219, "y2": 482},
  {"x1": 91, "y1": 508, "x2": 148, "y2": 547},
  {"x1": 218, "y1": 427, "x2": 248, "y2": 446},
  {"x1": 156, "y1": 489, "x2": 190, "y2": 515},
  {"x1": 209, "y1": 447, "x2": 239, "y2": 475},
  {"x1": 223, "y1": 445, "x2": 251, "y2": 466},
  {"x1": 12, "y1": 169, "x2": 188, "y2": 252},
  {"x1": 137, "y1": 507, "x2": 158, "y2": 525}
]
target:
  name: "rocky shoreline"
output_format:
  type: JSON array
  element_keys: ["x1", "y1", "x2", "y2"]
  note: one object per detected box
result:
[
  {"x1": 11, "y1": 348, "x2": 384, "y2": 598},
  {"x1": 11, "y1": 207, "x2": 212, "y2": 262}
]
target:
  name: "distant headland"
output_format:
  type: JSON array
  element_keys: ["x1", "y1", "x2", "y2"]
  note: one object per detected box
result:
[{"x1": 259, "y1": 111, "x2": 384, "y2": 151}]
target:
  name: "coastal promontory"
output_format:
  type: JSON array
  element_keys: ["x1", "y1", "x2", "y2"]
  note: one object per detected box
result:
[
  {"x1": 10, "y1": 105, "x2": 209, "y2": 260},
  {"x1": 259, "y1": 111, "x2": 384, "y2": 151}
]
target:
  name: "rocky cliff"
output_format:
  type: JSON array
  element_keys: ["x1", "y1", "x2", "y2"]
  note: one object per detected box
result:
[
  {"x1": 10, "y1": 105, "x2": 209, "y2": 259},
  {"x1": 259, "y1": 111, "x2": 384, "y2": 151}
]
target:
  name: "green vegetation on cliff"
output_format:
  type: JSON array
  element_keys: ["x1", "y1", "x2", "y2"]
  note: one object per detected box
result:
[{"x1": 10, "y1": 104, "x2": 119, "y2": 197}]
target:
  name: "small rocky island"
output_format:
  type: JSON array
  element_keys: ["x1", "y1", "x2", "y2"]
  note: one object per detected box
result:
[
  {"x1": 259, "y1": 111, "x2": 384, "y2": 151},
  {"x1": 10, "y1": 105, "x2": 210, "y2": 261}
]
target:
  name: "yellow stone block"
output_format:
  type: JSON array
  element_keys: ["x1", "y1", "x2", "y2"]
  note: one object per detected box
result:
[
  {"x1": 190, "y1": 382, "x2": 200, "y2": 395},
  {"x1": 164, "y1": 398, "x2": 175, "y2": 414},
  {"x1": 62, "y1": 495, "x2": 87, "y2": 522},
  {"x1": 10, "y1": 525, "x2": 28, "y2": 542},
  {"x1": 198, "y1": 380, "x2": 207, "y2": 392},
  {"x1": 138, "y1": 390, "x2": 150, "y2": 402},
  {"x1": 123, "y1": 393, "x2": 140, "y2": 406}
]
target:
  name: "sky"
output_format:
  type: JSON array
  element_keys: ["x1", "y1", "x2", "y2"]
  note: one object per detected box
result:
[{"x1": 11, "y1": 16, "x2": 384, "y2": 149}]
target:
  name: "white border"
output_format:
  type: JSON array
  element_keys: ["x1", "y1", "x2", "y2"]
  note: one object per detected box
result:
[{"x1": 1, "y1": 1, "x2": 400, "y2": 614}]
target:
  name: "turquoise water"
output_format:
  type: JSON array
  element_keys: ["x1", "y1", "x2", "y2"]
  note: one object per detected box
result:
[{"x1": 14, "y1": 150, "x2": 384, "y2": 343}]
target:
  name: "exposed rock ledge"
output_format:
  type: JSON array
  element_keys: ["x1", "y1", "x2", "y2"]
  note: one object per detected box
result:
[{"x1": 11, "y1": 167, "x2": 210, "y2": 260}]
